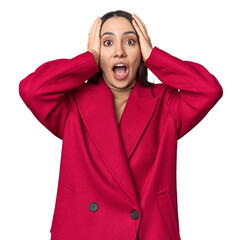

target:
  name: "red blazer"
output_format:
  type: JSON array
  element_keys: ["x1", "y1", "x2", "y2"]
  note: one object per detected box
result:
[{"x1": 19, "y1": 47, "x2": 223, "y2": 240}]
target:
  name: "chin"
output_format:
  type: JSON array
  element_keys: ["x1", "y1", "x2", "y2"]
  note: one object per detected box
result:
[{"x1": 113, "y1": 78, "x2": 133, "y2": 87}]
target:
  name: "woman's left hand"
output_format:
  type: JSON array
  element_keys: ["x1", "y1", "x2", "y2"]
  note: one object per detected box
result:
[{"x1": 132, "y1": 14, "x2": 153, "y2": 62}]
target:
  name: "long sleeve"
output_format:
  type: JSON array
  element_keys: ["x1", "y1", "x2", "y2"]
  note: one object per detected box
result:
[
  {"x1": 19, "y1": 51, "x2": 99, "y2": 139},
  {"x1": 145, "y1": 47, "x2": 223, "y2": 140}
]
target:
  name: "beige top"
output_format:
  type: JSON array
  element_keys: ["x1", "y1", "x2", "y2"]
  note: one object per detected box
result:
[{"x1": 103, "y1": 79, "x2": 136, "y2": 126}]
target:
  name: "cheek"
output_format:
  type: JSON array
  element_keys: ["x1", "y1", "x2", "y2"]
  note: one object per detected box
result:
[
  {"x1": 130, "y1": 50, "x2": 141, "y2": 71},
  {"x1": 99, "y1": 50, "x2": 110, "y2": 71}
]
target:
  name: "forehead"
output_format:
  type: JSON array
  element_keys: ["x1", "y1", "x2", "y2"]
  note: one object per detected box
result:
[{"x1": 101, "y1": 17, "x2": 134, "y2": 34}]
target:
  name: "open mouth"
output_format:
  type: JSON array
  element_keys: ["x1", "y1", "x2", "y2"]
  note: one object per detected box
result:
[{"x1": 112, "y1": 64, "x2": 128, "y2": 80}]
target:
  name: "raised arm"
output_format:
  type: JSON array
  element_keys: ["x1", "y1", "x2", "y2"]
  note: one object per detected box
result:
[
  {"x1": 145, "y1": 47, "x2": 223, "y2": 139},
  {"x1": 19, "y1": 51, "x2": 99, "y2": 139},
  {"x1": 19, "y1": 17, "x2": 102, "y2": 139},
  {"x1": 132, "y1": 13, "x2": 223, "y2": 139}
]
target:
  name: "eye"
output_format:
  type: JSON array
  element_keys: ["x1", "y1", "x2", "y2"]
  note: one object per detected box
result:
[
  {"x1": 104, "y1": 40, "x2": 112, "y2": 46},
  {"x1": 126, "y1": 39, "x2": 135, "y2": 45}
]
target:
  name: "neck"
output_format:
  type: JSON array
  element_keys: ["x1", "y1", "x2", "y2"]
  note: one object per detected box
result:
[
  {"x1": 103, "y1": 78, "x2": 136, "y2": 126},
  {"x1": 103, "y1": 78, "x2": 136, "y2": 99}
]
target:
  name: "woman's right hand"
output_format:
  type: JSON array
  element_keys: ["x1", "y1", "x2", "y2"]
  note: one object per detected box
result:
[{"x1": 87, "y1": 17, "x2": 102, "y2": 66}]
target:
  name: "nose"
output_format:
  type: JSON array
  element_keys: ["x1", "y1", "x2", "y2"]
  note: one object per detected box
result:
[{"x1": 114, "y1": 43, "x2": 127, "y2": 58}]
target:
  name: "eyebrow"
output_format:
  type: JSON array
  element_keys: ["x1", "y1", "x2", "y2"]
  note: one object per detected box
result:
[{"x1": 100, "y1": 31, "x2": 137, "y2": 38}]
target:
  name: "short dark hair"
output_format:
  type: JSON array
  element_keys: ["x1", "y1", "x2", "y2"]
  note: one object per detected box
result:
[{"x1": 87, "y1": 10, "x2": 154, "y2": 88}]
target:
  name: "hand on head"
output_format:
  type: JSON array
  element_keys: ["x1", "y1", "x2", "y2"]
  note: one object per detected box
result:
[
  {"x1": 132, "y1": 14, "x2": 153, "y2": 62},
  {"x1": 87, "y1": 17, "x2": 102, "y2": 65},
  {"x1": 87, "y1": 14, "x2": 153, "y2": 66}
]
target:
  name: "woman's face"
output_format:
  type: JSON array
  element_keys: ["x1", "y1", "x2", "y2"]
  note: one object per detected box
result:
[{"x1": 99, "y1": 17, "x2": 141, "y2": 89}]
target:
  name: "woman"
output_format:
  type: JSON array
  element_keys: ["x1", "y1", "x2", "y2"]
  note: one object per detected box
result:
[{"x1": 19, "y1": 10, "x2": 223, "y2": 240}]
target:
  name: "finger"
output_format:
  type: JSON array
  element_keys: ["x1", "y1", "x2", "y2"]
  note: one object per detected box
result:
[
  {"x1": 89, "y1": 18, "x2": 98, "y2": 35},
  {"x1": 132, "y1": 18, "x2": 145, "y2": 40},
  {"x1": 89, "y1": 21, "x2": 96, "y2": 38},
  {"x1": 90, "y1": 17, "x2": 100, "y2": 37},
  {"x1": 132, "y1": 14, "x2": 150, "y2": 42},
  {"x1": 133, "y1": 14, "x2": 147, "y2": 32},
  {"x1": 98, "y1": 18, "x2": 102, "y2": 37},
  {"x1": 133, "y1": 18, "x2": 150, "y2": 46},
  {"x1": 89, "y1": 17, "x2": 101, "y2": 37},
  {"x1": 88, "y1": 18, "x2": 100, "y2": 51},
  {"x1": 132, "y1": 14, "x2": 152, "y2": 47},
  {"x1": 93, "y1": 17, "x2": 102, "y2": 38},
  {"x1": 132, "y1": 14, "x2": 148, "y2": 36}
]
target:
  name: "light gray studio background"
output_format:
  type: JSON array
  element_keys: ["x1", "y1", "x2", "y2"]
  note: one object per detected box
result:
[{"x1": 0, "y1": 0, "x2": 241, "y2": 239}]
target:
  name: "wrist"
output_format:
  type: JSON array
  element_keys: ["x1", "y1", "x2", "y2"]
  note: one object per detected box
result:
[
  {"x1": 144, "y1": 47, "x2": 153, "y2": 62},
  {"x1": 88, "y1": 49, "x2": 99, "y2": 65}
]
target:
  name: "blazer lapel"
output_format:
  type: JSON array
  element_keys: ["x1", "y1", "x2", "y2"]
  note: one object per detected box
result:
[
  {"x1": 76, "y1": 76, "x2": 158, "y2": 204},
  {"x1": 118, "y1": 79, "x2": 159, "y2": 161}
]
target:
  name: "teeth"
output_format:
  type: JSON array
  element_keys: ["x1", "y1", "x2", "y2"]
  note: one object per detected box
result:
[{"x1": 115, "y1": 64, "x2": 125, "y2": 67}]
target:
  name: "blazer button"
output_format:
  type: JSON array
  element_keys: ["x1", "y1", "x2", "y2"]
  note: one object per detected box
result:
[
  {"x1": 131, "y1": 210, "x2": 139, "y2": 220},
  {"x1": 89, "y1": 202, "x2": 98, "y2": 212}
]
